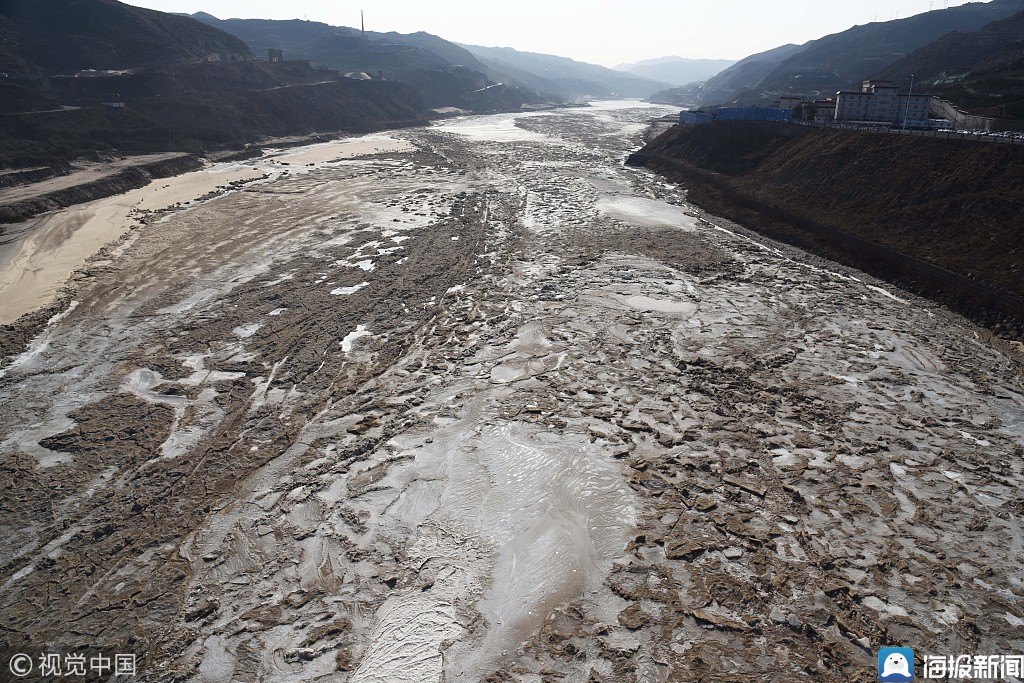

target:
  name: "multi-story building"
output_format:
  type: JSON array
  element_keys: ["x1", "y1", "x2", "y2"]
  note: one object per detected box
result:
[{"x1": 834, "y1": 80, "x2": 932, "y2": 126}]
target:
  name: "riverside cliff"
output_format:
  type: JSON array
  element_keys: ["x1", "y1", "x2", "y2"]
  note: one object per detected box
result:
[{"x1": 628, "y1": 122, "x2": 1024, "y2": 332}]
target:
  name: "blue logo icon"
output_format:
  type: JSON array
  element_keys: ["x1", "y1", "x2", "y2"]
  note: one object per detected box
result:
[{"x1": 879, "y1": 647, "x2": 915, "y2": 681}]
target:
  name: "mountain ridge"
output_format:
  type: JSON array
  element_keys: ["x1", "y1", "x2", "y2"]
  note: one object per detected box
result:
[
  {"x1": 875, "y1": 9, "x2": 1024, "y2": 119},
  {"x1": 652, "y1": 0, "x2": 1024, "y2": 108},
  {"x1": 648, "y1": 44, "x2": 807, "y2": 106},
  {"x1": 458, "y1": 43, "x2": 673, "y2": 99},
  {"x1": 614, "y1": 56, "x2": 737, "y2": 87},
  {"x1": 757, "y1": 0, "x2": 1024, "y2": 97},
  {"x1": 187, "y1": 14, "x2": 552, "y2": 111}
]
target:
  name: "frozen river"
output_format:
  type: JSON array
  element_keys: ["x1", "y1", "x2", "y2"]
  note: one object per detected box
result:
[{"x1": 1, "y1": 101, "x2": 1022, "y2": 682}]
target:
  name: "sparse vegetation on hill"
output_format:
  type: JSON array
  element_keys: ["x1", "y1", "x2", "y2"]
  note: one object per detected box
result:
[
  {"x1": 191, "y1": 15, "x2": 488, "y2": 75},
  {"x1": 128, "y1": 78, "x2": 427, "y2": 145},
  {"x1": 878, "y1": 10, "x2": 1024, "y2": 120},
  {"x1": 757, "y1": 0, "x2": 1024, "y2": 97},
  {"x1": 0, "y1": 60, "x2": 428, "y2": 167},
  {"x1": 0, "y1": 82, "x2": 59, "y2": 113},
  {"x1": 676, "y1": 0, "x2": 1024, "y2": 108},
  {"x1": 0, "y1": 1, "x2": 442, "y2": 170}
]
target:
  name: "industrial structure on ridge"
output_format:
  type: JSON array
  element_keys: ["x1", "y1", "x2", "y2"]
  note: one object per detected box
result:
[{"x1": 680, "y1": 79, "x2": 994, "y2": 132}]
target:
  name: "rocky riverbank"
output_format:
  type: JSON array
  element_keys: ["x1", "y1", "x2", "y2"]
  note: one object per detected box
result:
[{"x1": 628, "y1": 122, "x2": 1024, "y2": 336}]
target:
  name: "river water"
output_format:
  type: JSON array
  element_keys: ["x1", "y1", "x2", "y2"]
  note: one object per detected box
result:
[{"x1": 1, "y1": 101, "x2": 1022, "y2": 683}]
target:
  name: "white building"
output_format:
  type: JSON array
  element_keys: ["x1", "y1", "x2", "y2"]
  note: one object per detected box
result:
[{"x1": 834, "y1": 80, "x2": 932, "y2": 126}]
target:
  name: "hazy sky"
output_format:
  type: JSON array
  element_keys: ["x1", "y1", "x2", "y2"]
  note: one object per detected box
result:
[{"x1": 126, "y1": 0, "x2": 976, "y2": 67}]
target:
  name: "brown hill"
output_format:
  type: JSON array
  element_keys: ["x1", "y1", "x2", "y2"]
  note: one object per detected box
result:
[
  {"x1": 878, "y1": 10, "x2": 1024, "y2": 120},
  {"x1": 0, "y1": 63, "x2": 427, "y2": 167},
  {"x1": 756, "y1": 0, "x2": 1024, "y2": 97},
  {"x1": 0, "y1": 0, "x2": 252, "y2": 78}
]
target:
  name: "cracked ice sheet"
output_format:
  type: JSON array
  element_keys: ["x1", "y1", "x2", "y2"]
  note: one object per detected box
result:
[
  {"x1": 351, "y1": 416, "x2": 635, "y2": 682},
  {"x1": 596, "y1": 195, "x2": 698, "y2": 231},
  {"x1": 433, "y1": 113, "x2": 553, "y2": 143}
]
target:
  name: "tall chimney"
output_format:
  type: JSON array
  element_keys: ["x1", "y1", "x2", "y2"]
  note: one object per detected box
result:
[{"x1": 361, "y1": 10, "x2": 365, "y2": 39}]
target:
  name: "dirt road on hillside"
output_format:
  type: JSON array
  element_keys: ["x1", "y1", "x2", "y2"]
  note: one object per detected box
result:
[{"x1": 1, "y1": 103, "x2": 1022, "y2": 683}]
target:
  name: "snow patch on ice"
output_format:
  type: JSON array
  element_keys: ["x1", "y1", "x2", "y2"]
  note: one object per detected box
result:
[
  {"x1": 331, "y1": 282, "x2": 370, "y2": 296},
  {"x1": 263, "y1": 272, "x2": 294, "y2": 287},
  {"x1": 0, "y1": 300, "x2": 79, "y2": 379},
  {"x1": 233, "y1": 323, "x2": 261, "y2": 339},
  {"x1": 621, "y1": 295, "x2": 698, "y2": 316},
  {"x1": 341, "y1": 325, "x2": 371, "y2": 352},
  {"x1": 866, "y1": 284, "x2": 908, "y2": 304},
  {"x1": 862, "y1": 595, "x2": 909, "y2": 618},
  {"x1": 596, "y1": 195, "x2": 697, "y2": 231}
]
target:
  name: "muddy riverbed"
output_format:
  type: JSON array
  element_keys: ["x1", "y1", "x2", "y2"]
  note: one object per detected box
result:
[{"x1": 1, "y1": 102, "x2": 1022, "y2": 683}]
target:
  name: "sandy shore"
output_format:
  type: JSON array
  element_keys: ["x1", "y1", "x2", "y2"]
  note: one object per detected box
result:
[
  {"x1": 0, "y1": 165, "x2": 263, "y2": 324},
  {"x1": 0, "y1": 153, "x2": 186, "y2": 205},
  {"x1": 263, "y1": 136, "x2": 415, "y2": 165},
  {"x1": 0, "y1": 135, "x2": 415, "y2": 325}
]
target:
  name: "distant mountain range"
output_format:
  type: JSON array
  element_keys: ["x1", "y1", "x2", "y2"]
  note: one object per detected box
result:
[
  {"x1": 649, "y1": 44, "x2": 807, "y2": 107},
  {"x1": 187, "y1": 14, "x2": 484, "y2": 78},
  {"x1": 186, "y1": 14, "x2": 546, "y2": 111},
  {"x1": 613, "y1": 56, "x2": 737, "y2": 87},
  {"x1": 650, "y1": 0, "x2": 1024, "y2": 115},
  {"x1": 187, "y1": 15, "x2": 672, "y2": 104},
  {"x1": 456, "y1": 44, "x2": 673, "y2": 100}
]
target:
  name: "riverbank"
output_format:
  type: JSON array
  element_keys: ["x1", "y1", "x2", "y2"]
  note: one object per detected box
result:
[
  {"x1": 0, "y1": 153, "x2": 204, "y2": 224},
  {"x1": 627, "y1": 121, "x2": 1024, "y2": 336},
  {"x1": 0, "y1": 134, "x2": 415, "y2": 359}
]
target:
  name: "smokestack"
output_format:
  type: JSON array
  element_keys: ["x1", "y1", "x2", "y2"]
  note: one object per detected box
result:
[{"x1": 361, "y1": 10, "x2": 365, "y2": 39}]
